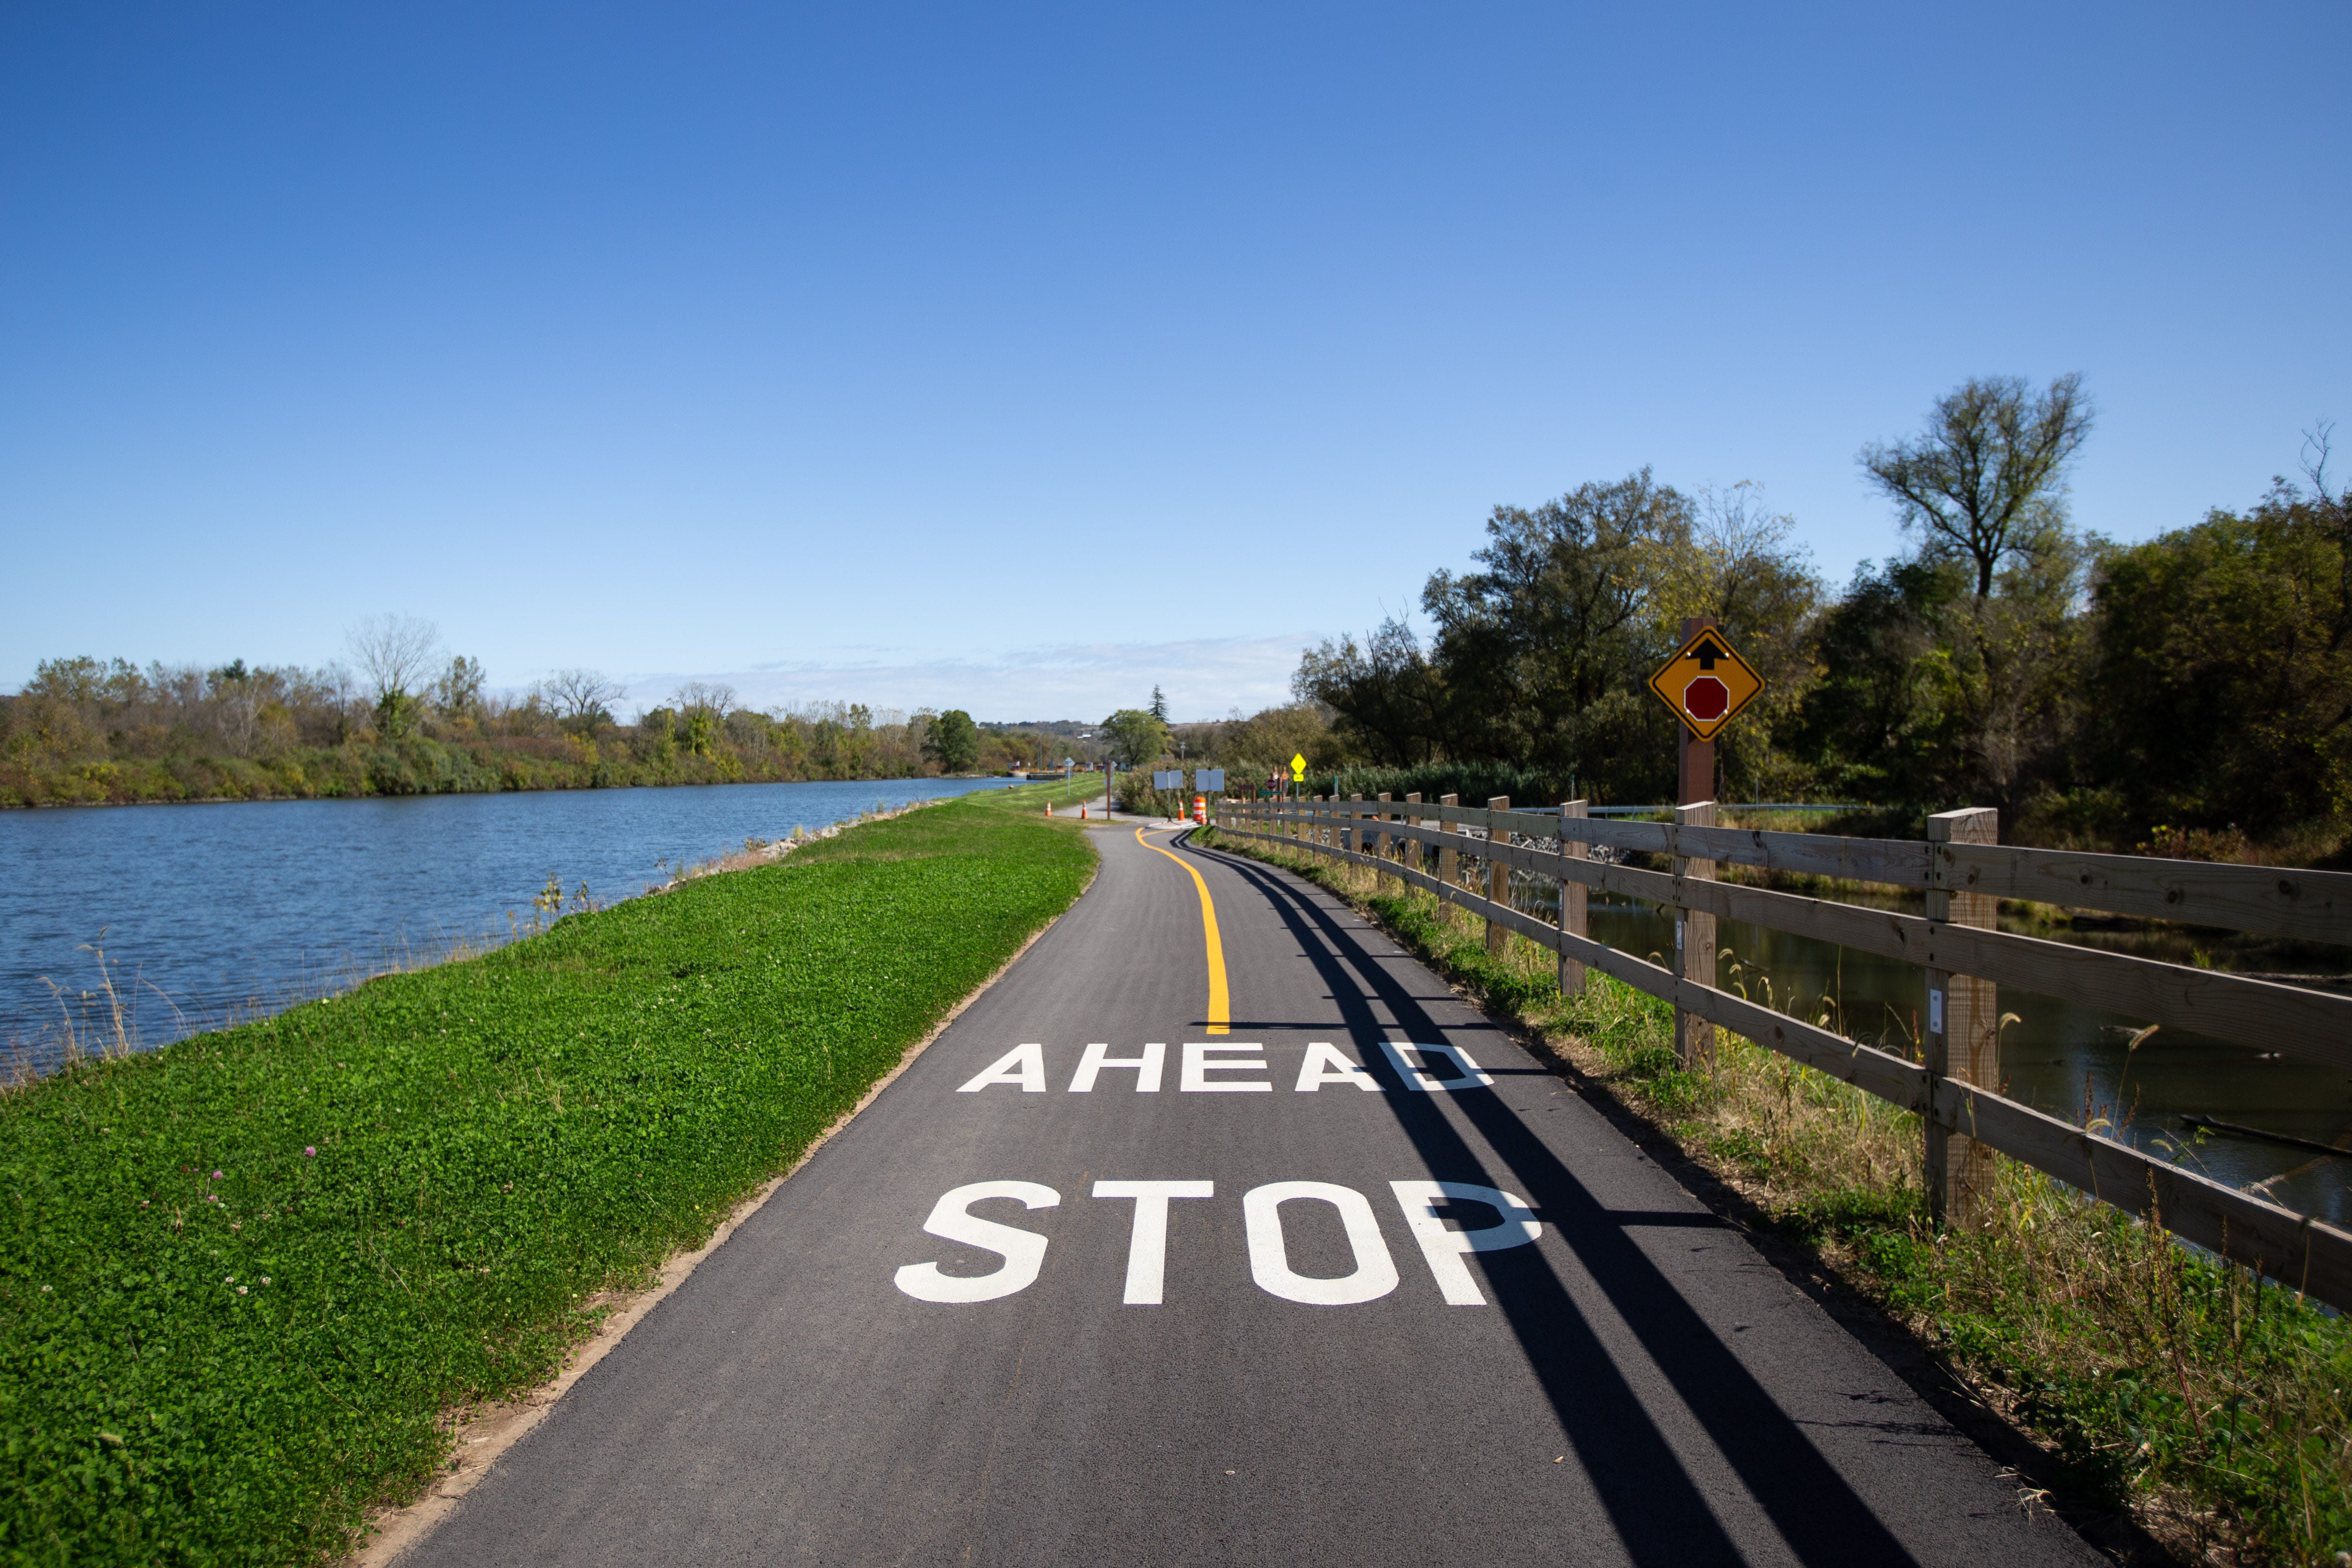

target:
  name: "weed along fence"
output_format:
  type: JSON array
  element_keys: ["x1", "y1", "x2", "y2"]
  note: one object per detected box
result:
[{"x1": 1214, "y1": 792, "x2": 2352, "y2": 1312}]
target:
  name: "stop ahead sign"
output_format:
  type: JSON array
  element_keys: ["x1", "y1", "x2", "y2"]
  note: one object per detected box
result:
[{"x1": 1647, "y1": 626, "x2": 1763, "y2": 741}]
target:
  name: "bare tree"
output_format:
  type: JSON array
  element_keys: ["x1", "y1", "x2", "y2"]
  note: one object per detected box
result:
[
  {"x1": 671, "y1": 681, "x2": 737, "y2": 717},
  {"x1": 345, "y1": 614, "x2": 443, "y2": 708},
  {"x1": 540, "y1": 668, "x2": 627, "y2": 728},
  {"x1": 2301, "y1": 417, "x2": 2346, "y2": 522},
  {"x1": 1860, "y1": 374, "x2": 2093, "y2": 597},
  {"x1": 318, "y1": 661, "x2": 365, "y2": 744}
]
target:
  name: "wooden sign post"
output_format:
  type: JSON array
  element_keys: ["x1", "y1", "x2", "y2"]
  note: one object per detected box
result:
[{"x1": 1648, "y1": 615, "x2": 1767, "y2": 1073}]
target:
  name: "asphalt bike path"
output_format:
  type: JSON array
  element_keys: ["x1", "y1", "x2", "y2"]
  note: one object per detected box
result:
[{"x1": 406, "y1": 825, "x2": 2102, "y2": 1567}]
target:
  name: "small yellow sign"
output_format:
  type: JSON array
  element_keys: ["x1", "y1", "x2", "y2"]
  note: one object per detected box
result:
[
  {"x1": 1647, "y1": 626, "x2": 1764, "y2": 741},
  {"x1": 1289, "y1": 753, "x2": 1308, "y2": 781}
]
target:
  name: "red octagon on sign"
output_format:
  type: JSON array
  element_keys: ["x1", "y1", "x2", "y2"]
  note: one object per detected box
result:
[{"x1": 1683, "y1": 676, "x2": 1729, "y2": 722}]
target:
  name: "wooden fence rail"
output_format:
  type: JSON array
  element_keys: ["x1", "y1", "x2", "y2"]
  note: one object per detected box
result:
[{"x1": 1211, "y1": 795, "x2": 2352, "y2": 1312}]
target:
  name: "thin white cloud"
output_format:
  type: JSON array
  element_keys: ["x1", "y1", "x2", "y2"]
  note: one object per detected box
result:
[{"x1": 603, "y1": 632, "x2": 1325, "y2": 723}]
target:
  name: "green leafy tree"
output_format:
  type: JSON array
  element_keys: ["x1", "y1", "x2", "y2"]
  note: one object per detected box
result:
[
  {"x1": 433, "y1": 655, "x2": 487, "y2": 726},
  {"x1": 1295, "y1": 470, "x2": 1817, "y2": 803},
  {"x1": 1100, "y1": 708, "x2": 1167, "y2": 772},
  {"x1": 1860, "y1": 374, "x2": 2093, "y2": 599},
  {"x1": 1292, "y1": 619, "x2": 1446, "y2": 767},
  {"x1": 921, "y1": 708, "x2": 981, "y2": 773},
  {"x1": 2088, "y1": 460, "x2": 2351, "y2": 837}
]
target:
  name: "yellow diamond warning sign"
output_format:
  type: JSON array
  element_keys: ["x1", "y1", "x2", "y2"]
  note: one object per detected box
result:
[{"x1": 1647, "y1": 626, "x2": 1763, "y2": 741}]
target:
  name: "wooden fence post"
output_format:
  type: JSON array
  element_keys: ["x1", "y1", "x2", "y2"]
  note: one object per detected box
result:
[
  {"x1": 1485, "y1": 796, "x2": 1511, "y2": 956},
  {"x1": 1438, "y1": 794, "x2": 1460, "y2": 922},
  {"x1": 1374, "y1": 793, "x2": 1393, "y2": 889},
  {"x1": 1559, "y1": 799, "x2": 1588, "y2": 996},
  {"x1": 1927, "y1": 807, "x2": 2000, "y2": 1226},
  {"x1": 1402, "y1": 794, "x2": 1420, "y2": 886},
  {"x1": 1672, "y1": 800, "x2": 1717, "y2": 1071}
]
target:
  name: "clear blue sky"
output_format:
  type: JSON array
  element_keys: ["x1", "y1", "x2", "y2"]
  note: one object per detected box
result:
[{"x1": 4, "y1": 4, "x2": 2344, "y2": 721}]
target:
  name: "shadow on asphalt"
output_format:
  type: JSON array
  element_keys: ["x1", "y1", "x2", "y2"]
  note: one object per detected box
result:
[{"x1": 1194, "y1": 838, "x2": 1922, "y2": 1568}]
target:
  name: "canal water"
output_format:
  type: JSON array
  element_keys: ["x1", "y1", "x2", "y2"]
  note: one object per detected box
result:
[{"x1": 1, "y1": 777, "x2": 1014, "y2": 1074}]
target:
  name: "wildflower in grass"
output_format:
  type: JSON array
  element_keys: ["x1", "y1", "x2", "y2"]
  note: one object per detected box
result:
[
  {"x1": 304, "y1": 1147, "x2": 316, "y2": 1157},
  {"x1": 237, "y1": 1285, "x2": 247, "y2": 1294},
  {"x1": 212, "y1": 1170, "x2": 223, "y2": 1179},
  {"x1": 260, "y1": 1276, "x2": 270, "y2": 1284}
]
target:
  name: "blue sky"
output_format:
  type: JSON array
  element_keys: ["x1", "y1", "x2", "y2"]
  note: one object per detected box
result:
[{"x1": 3, "y1": 4, "x2": 2344, "y2": 721}]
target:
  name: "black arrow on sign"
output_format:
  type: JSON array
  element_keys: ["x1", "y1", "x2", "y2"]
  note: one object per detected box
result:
[{"x1": 1686, "y1": 635, "x2": 1728, "y2": 670}]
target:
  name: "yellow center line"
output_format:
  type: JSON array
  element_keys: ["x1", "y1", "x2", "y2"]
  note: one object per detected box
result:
[{"x1": 1136, "y1": 825, "x2": 1229, "y2": 1035}]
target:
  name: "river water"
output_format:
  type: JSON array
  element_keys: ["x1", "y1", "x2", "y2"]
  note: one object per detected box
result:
[{"x1": 1, "y1": 777, "x2": 1013, "y2": 1074}]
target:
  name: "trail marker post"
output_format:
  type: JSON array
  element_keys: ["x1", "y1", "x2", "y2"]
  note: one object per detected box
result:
[{"x1": 1672, "y1": 801, "x2": 1717, "y2": 1071}]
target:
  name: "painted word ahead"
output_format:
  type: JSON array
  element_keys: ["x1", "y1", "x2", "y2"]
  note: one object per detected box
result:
[
  {"x1": 955, "y1": 1041, "x2": 1492, "y2": 1094},
  {"x1": 894, "y1": 1179, "x2": 1541, "y2": 1308}
]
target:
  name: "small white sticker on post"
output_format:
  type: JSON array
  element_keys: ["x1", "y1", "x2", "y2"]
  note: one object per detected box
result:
[{"x1": 1928, "y1": 988, "x2": 1945, "y2": 1037}]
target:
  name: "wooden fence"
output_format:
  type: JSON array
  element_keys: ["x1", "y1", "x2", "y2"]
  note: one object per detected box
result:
[{"x1": 1213, "y1": 792, "x2": 2352, "y2": 1312}]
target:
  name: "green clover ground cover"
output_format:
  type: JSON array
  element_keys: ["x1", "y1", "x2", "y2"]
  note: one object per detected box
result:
[{"x1": 1, "y1": 788, "x2": 1093, "y2": 1566}]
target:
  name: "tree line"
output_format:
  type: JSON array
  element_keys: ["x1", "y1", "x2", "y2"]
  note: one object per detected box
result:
[
  {"x1": 0, "y1": 618, "x2": 1052, "y2": 806},
  {"x1": 1154, "y1": 384, "x2": 2350, "y2": 860}
]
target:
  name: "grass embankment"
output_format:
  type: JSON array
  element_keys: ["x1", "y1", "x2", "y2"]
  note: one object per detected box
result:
[
  {"x1": 1, "y1": 786, "x2": 1094, "y2": 1566},
  {"x1": 1204, "y1": 827, "x2": 2352, "y2": 1566}
]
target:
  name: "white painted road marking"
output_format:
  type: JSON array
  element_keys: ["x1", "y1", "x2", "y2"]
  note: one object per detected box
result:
[
  {"x1": 892, "y1": 1181, "x2": 1060, "y2": 1303},
  {"x1": 1377, "y1": 1041, "x2": 1493, "y2": 1092},
  {"x1": 891, "y1": 1179, "x2": 1543, "y2": 1307},
  {"x1": 1091, "y1": 1180, "x2": 1214, "y2": 1303},
  {"x1": 1295, "y1": 1042, "x2": 1383, "y2": 1091},
  {"x1": 1070, "y1": 1041, "x2": 1166, "y2": 1092},
  {"x1": 1180, "y1": 1042, "x2": 1270, "y2": 1092},
  {"x1": 1389, "y1": 1181, "x2": 1543, "y2": 1306},
  {"x1": 1242, "y1": 1181, "x2": 1401, "y2": 1306},
  {"x1": 957, "y1": 1043, "x2": 1047, "y2": 1092},
  {"x1": 954, "y1": 1043, "x2": 1491, "y2": 1094}
]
